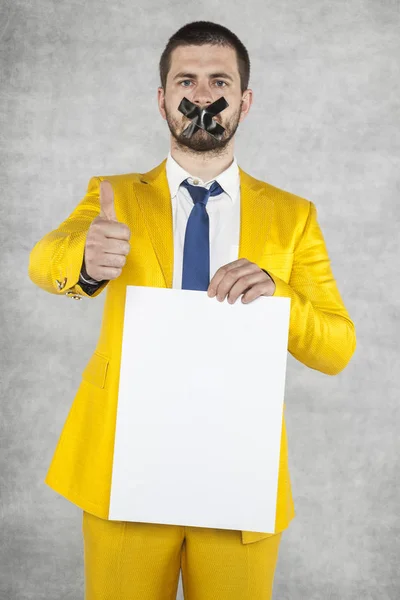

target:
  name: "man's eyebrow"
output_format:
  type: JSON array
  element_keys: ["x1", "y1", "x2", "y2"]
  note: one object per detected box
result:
[{"x1": 173, "y1": 72, "x2": 234, "y2": 82}]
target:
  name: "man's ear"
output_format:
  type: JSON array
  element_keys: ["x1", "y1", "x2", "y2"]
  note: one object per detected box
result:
[
  {"x1": 239, "y1": 89, "x2": 253, "y2": 122},
  {"x1": 157, "y1": 87, "x2": 167, "y2": 120}
]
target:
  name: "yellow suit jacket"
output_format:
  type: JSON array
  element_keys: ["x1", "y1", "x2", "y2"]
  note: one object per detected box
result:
[{"x1": 28, "y1": 158, "x2": 356, "y2": 544}]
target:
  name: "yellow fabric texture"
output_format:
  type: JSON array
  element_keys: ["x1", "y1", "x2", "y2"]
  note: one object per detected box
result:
[
  {"x1": 28, "y1": 158, "x2": 356, "y2": 545},
  {"x1": 82, "y1": 510, "x2": 282, "y2": 600}
]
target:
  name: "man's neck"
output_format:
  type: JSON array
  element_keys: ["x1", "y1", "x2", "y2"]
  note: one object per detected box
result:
[{"x1": 170, "y1": 139, "x2": 235, "y2": 182}]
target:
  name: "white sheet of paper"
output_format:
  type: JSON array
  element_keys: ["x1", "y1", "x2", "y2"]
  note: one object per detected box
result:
[{"x1": 109, "y1": 286, "x2": 290, "y2": 533}]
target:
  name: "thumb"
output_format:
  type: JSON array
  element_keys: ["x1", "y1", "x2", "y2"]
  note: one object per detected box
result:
[{"x1": 99, "y1": 180, "x2": 118, "y2": 221}]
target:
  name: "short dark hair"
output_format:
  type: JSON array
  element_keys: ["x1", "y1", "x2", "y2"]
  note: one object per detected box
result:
[{"x1": 159, "y1": 21, "x2": 250, "y2": 94}]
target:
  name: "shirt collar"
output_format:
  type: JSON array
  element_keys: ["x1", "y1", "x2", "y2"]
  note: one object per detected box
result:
[{"x1": 166, "y1": 150, "x2": 239, "y2": 203}]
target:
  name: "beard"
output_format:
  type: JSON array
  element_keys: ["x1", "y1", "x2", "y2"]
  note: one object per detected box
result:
[{"x1": 164, "y1": 100, "x2": 242, "y2": 155}]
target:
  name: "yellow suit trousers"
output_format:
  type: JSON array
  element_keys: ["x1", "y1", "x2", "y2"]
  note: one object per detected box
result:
[{"x1": 82, "y1": 510, "x2": 282, "y2": 600}]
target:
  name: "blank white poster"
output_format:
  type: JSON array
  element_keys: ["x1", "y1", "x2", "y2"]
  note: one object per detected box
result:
[{"x1": 109, "y1": 286, "x2": 290, "y2": 534}]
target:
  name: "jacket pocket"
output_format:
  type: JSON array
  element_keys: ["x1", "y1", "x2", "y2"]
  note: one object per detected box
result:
[{"x1": 81, "y1": 352, "x2": 110, "y2": 389}]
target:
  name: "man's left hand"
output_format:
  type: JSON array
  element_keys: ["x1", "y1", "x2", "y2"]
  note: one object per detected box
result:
[{"x1": 207, "y1": 258, "x2": 276, "y2": 304}]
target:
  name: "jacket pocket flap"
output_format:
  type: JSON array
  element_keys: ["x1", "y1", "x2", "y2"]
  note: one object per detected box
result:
[{"x1": 82, "y1": 352, "x2": 109, "y2": 389}]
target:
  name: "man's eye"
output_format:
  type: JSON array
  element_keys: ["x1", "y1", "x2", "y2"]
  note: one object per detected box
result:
[{"x1": 179, "y1": 80, "x2": 227, "y2": 87}]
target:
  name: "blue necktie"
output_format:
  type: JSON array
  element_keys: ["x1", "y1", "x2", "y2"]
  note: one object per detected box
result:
[{"x1": 180, "y1": 178, "x2": 224, "y2": 291}]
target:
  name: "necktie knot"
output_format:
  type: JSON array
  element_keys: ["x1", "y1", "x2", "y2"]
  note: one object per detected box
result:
[{"x1": 181, "y1": 178, "x2": 224, "y2": 206}]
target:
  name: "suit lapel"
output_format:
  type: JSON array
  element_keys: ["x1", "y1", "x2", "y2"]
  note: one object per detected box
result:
[
  {"x1": 133, "y1": 158, "x2": 275, "y2": 288},
  {"x1": 133, "y1": 159, "x2": 174, "y2": 288},
  {"x1": 237, "y1": 166, "x2": 275, "y2": 263}
]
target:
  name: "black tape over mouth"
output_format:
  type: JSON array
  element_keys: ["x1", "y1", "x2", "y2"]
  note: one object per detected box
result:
[{"x1": 177, "y1": 96, "x2": 229, "y2": 140}]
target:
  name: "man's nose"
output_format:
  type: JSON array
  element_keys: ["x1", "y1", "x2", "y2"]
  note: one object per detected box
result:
[{"x1": 191, "y1": 85, "x2": 214, "y2": 107}]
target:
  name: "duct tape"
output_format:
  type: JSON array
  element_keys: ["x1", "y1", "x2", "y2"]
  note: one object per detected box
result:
[{"x1": 177, "y1": 96, "x2": 229, "y2": 140}]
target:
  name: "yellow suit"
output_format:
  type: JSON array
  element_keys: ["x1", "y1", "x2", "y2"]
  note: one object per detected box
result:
[{"x1": 29, "y1": 158, "x2": 356, "y2": 545}]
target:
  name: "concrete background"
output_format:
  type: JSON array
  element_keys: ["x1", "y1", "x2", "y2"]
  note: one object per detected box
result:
[{"x1": 1, "y1": 0, "x2": 399, "y2": 598}]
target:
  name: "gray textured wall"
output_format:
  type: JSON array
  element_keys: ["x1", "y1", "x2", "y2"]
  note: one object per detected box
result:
[{"x1": 1, "y1": 1, "x2": 399, "y2": 599}]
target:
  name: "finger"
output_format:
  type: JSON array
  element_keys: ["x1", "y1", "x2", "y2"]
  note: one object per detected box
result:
[
  {"x1": 209, "y1": 261, "x2": 258, "y2": 301},
  {"x1": 227, "y1": 272, "x2": 266, "y2": 304},
  {"x1": 99, "y1": 180, "x2": 118, "y2": 221},
  {"x1": 207, "y1": 258, "x2": 249, "y2": 297},
  {"x1": 242, "y1": 280, "x2": 274, "y2": 303},
  {"x1": 102, "y1": 238, "x2": 131, "y2": 254}
]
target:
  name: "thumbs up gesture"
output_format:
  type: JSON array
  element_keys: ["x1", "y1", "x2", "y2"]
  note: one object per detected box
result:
[{"x1": 83, "y1": 180, "x2": 131, "y2": 282}]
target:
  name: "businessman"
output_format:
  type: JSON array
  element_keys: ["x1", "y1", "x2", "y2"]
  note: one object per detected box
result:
[{"x1": 29, "y1": 20, "x2": 356, "y2": 600}]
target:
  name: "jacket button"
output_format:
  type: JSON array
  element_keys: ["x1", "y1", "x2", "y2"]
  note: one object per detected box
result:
[
  {"x1": 56, "y1": 277, "x2": 67, "y2": 290},
  {"x1": 66, "y1": 291, "x2": 83, "y2": 300}
]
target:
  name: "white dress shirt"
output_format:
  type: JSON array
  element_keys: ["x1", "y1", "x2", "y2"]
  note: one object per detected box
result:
[{"x1": 166, "y1": 151, "x2": 241, "y2": 289}]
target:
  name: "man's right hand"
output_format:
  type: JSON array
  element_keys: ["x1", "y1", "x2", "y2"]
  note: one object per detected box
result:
[{"x1": 83, "y1": 180, "x2": 131, "y2": 282}]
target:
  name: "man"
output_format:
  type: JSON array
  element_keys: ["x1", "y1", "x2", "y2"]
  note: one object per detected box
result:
[{"x1": 28, "y1": 20, "x2": 356, "y2": 600}]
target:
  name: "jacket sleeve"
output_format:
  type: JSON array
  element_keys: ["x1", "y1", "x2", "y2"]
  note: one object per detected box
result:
[
  {"x1": 270, "y1": 201, "x2": 356, "y2": 375},
  {"x1": 28, "y1": 176, "x2": 108, "y2": 299}
]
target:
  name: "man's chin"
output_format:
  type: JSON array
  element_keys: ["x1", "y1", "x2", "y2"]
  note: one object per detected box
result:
[{"x1": 174, "y1": 129, "x2": 227, "y2": 152}]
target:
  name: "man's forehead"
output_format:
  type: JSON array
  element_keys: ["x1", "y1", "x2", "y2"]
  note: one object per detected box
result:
[{"x1": 170, "y1": 45, "x2": 237, "y2": 72}]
